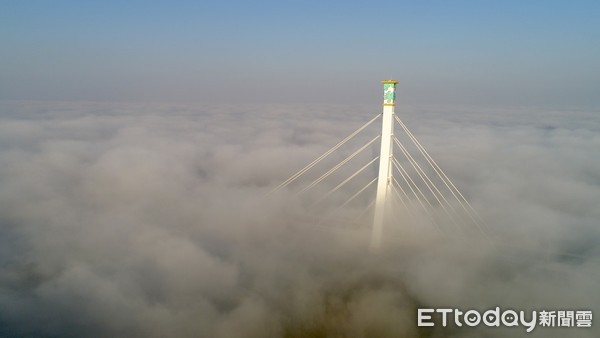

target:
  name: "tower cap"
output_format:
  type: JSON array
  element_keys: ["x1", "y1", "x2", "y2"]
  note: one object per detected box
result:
[{"x1": 381, "y1": 80, "x2": 398, "y2": 84}]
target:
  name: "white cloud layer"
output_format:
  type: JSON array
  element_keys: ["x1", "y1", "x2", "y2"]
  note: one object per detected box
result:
[{"x1": 0, "y1": 101, "x2": 598, "y2": 337}]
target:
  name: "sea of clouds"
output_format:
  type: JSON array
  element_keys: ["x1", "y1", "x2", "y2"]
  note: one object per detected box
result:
[{"x1": 0, "y1": 101, "x2": 598, "y2": 337}]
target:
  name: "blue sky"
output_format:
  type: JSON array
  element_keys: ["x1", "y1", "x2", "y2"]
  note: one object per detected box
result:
[{"x1": 1, "y1": 1, "x2": 599, "y2": 105}]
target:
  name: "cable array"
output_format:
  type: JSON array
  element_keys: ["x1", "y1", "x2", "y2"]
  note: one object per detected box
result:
[
  {"x1": 270, "y1": 110, "x2": 488, "y2": 236},
  {"x1": 268, "y1": 108, "x2": 600, "y2": 263},
  {"x1": 393, "y1": 114, "x2": 488, "y2": 234},
  {"x1": 269, "y1": 113, "x2": 381, "y2": 193}
]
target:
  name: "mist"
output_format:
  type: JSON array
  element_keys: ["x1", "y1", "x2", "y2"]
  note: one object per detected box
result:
[{"x1": 0, "y1": 101, "x2": 598, "y2": 337}]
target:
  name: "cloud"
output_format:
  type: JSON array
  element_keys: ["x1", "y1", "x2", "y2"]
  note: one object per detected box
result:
[{"x1": 0, "y1": 101, "x2": 598, "y2": 337}]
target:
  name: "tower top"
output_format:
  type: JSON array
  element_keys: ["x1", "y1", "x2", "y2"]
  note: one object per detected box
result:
[{"x1": 382, "y1": 80, "x2": 398, "y2": 106}]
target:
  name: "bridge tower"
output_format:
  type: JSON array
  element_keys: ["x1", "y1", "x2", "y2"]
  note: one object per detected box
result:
[
  {"x1": 371, "y1": 80, "x2": 398, "y2": 250},
  {"x1": 270, "y1": 79, "x2": 485, "y2": 251}
]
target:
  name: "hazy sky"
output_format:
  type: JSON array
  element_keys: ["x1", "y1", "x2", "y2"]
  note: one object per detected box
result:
[{"x1": 1, "y1": 1, "x2": 599, "y2": 105}]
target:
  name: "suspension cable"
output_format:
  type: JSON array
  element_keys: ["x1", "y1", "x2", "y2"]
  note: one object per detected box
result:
[
  {"x1": 340, "y1": 177, "x2": 378, "y2": 209},
  {"x1": 394, "y1": 114, "x2": 487, "y2": 232},
  {"x1": 317, "y1": 156, "x2": 379, "y2": 203},
  {"x1": 392, "y1": 157, "x2": 433, "y2": 209},
  {"x1": 269, "y1": 113, "x2": 381, "y2": 193},
  {"x1": 390, "y1": 184, "x2": 412, "y2": 217},
  {"x1": 316, "y1": 176, "x2": 378, "y2": 227},
  {"x1": 391, "y1": 176, "x2": 418, "y2": 214},
  {"x1": 351, "y1": 199, "x2": 376, "y2": 228},
  {"x1": 392, "y1": 173, "x2": 440, "y2": 230},
  {"x1": 393, "y1": 137, "x2": 461, "y2": 223},
  {"x1": 300, "y1": 135, "x2": 380, "y2": 194},
  {"x1": 394, "y1": 115, "x2": 481, "y2": 218}
]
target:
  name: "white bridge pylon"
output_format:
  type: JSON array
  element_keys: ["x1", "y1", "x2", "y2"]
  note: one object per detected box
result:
[{"x1": 270, "y1": 80, "x2": 487, "y2": 250}]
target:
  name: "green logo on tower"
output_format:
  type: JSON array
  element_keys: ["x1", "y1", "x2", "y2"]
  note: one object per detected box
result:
[{"x1": 383, "y1": 83, "x2": 396, "y2": 104}]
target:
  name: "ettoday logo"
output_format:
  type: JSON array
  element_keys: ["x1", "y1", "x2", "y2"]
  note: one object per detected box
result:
[{"x1": 418, "y1": 308, "x2": 593, "y2": 332}]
